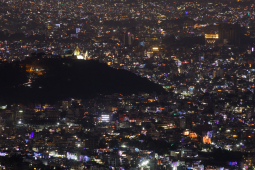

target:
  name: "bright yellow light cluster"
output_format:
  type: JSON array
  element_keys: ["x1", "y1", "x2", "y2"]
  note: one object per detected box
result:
[
  {"x1": 152, "y1": 47, "x2": 159, "y2": 51},
  {"x1": 205, "y1": 34, "x2": 219, "y2": 39}
]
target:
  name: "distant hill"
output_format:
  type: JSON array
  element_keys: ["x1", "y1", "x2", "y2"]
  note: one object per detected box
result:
[{"x1": 0, "y1": 58, "x2": 166, "y2": 104}]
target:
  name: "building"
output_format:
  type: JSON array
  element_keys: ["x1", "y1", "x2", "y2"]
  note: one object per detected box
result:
[
  {"x1": 124, "y1": 32, "x2": 133, "y2": 46},
  {"x1": 205, "y1": 34, "x2": 219, "y2": 47},
  {"x1": 218, "y1": 23, "x2": 243, "y2": 46},
  {"x1": 73, "y1": 46, "x2": 88, "y2": 60},
  {"x1": 180, "y1": 118, "x2": 186, "y2": 129},
  {"x1": 84, "y1": 138, "x2": 99, "y2": 149}
]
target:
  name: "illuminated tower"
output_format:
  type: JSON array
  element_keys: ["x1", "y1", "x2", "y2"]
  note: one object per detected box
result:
[
  {"x1": 84, "y1": 50, "x2": 88, "y2": 60},
  {"x1": 73, "y1": 46, "x2": 80, "y2": 56}
]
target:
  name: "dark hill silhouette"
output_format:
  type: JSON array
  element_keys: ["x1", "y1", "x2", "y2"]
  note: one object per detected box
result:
[{"x1": 0, "y1": 58, "x2": 166, "y2": 104}]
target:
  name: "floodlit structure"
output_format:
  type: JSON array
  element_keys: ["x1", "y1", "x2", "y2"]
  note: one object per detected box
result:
[
  {"x1": 73, "y1": 46, "x2": 88, "y2": 60},
  {"x1": 152, "y1": 47, "x2": 159, "y2": 51},
  {"x1": 203, "y1": 136, "x2": 211, "y2": 144},
  {"x1": 101, "y1": 114, "x2": 110, "y2": 122},
  {"x1": 205, "y1": 34, "x2": 219, "y2": 47}
]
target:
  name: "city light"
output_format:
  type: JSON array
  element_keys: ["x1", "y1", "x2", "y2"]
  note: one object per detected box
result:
[
  {"x1": 101, "y1": 114, "x2": 110, "y2": 122},
  {"x1": 0, "y1": 0, "x2": 254, "y2": 169},
  {"x1": 140, "y1": 160, "x2": 149, "y2": 167}
]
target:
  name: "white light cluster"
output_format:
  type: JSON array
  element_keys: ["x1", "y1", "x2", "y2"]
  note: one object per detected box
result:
[
  {"x1": 140, "y1": 160, "x2": 149, "y2": 167},
  {"x1": 101, "y1": 115, "x2": 110, "y2": 122},
  {"x1": 67, "y1": 152, "x2": 77, "y2": 160}
]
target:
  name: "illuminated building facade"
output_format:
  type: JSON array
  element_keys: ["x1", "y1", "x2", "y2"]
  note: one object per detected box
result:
[
  {"x1": 205, "y1": 34, "x2": 219, "y2": 47},
  {"x1": 203, "y1": 136, "x2": 211, "y2": 144},
  {"x1": 101, "y1": 114, "x2": 110, "y2": 122},
  {"x1": 67, "y1": 152, "x2": 78, "y2": 160},
  {"x1": 190, "y1": 132, "x2": 198, "y2": 138}
]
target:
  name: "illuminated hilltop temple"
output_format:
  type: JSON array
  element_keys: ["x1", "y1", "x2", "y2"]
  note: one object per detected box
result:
[
  {"x1": 73, "y1": 46, "x2": 88, "y2": 60},
  {"x1": 62, "y1": 45, "x2": 89, "y2": 60}
]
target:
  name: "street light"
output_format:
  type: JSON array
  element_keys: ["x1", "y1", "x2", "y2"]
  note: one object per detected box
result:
[{"x1": 139, "y1": 160, "x2": 149, "y2": 167}]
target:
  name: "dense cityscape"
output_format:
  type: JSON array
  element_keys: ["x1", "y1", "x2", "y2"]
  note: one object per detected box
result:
[{"x1": 1, "y1": 0, "x2": 255, "y2": 169}]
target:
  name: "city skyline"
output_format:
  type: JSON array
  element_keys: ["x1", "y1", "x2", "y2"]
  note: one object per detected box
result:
[{"x1": 0, "y1": 0, "x2": 255, "y2": 170}]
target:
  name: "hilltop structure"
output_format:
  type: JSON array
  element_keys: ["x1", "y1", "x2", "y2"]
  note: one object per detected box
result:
[{"x1": 62, "y1": 46, "x2": 89, "y2": 60}]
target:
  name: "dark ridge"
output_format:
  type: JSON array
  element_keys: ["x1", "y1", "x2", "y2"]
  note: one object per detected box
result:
[{"x1": 0, "y1": 57, "x2": 166, "y2": 105}]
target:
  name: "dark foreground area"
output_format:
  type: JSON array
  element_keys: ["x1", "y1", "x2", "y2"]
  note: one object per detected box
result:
[{"x1": 0, "y1": 57, "x2": 166, "y2": 104}]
